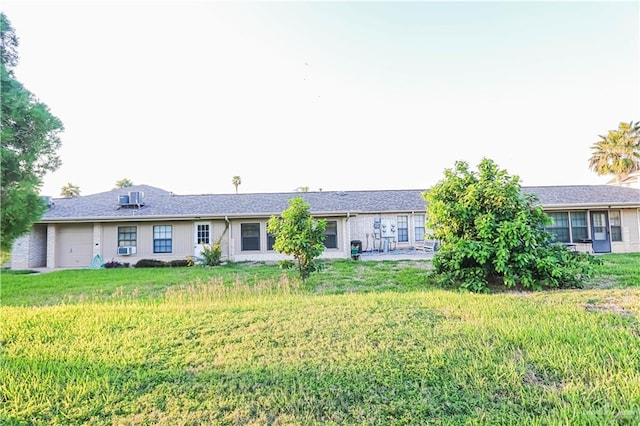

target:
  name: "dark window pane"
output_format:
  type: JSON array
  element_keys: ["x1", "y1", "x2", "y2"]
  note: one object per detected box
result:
[
  {"x1": 397, "y1": 216, "x2": 408, "y2": 243},
  {"x1": 118, "y1": 226, "x2": 137, "y2": 247},
  {"x1": 267, "y1": 233, "x2": 276, "y2": 251},
  {"x1": 153, "y1": 225, "x2": 172, "y2": 253},
  {"x1": 546, "y1": 212, "x2": 570, "y2": 243},
  {"x1": 324, "y1": 221, "x2": 337, "y2": 249},
  {"x1": 241, "y1": 223, "x2": 260, "y2": 251},
  {"x1": 611, "y1": 227, "x2": 622, "y2": 242}
]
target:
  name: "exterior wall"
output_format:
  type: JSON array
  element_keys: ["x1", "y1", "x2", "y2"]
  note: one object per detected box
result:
[
  {"x1": 612, "y1": 208, "x2": 640, "y2": 253},
  {"x1": 7, "y1": 203, "x2": 640, "y2": 269},
  {"x1": 349, "y1": 213, "x2": 428, "y2": 253},
  {"x1": 102, "y1": 221, "x2": 195, "y2": 264},
  {"x1": 9, "y1": 225, "x2": 47, "y2": 269},
  {"x1": 227, "y1": 217, "x2": 349, "y2": 263}
]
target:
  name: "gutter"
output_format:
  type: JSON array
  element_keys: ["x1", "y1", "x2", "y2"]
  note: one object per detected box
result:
[{"x1": 224, "y1": 216, "x2": 231, "y2": 261}]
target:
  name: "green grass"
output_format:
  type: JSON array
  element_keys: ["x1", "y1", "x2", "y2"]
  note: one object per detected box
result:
[{"x1": 1, "y1": 255, "x2": 639, "y2": 424}]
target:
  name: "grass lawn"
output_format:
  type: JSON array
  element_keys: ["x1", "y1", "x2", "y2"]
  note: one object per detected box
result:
[{"x1": 1, "y1": 254, "x2": 639, "y2": 425}]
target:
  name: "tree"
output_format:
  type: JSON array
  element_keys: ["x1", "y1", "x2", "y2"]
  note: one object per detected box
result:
[
  {"x1": 1, "y1": 13, "x2": 64, "y2": 255},
  {"x1": 588, "y1": 121, "x2": 640, "y2": 185},
  {"x1": 423, "y1": 158, "x2": 598, "y2": 292},
  {"x1": 232, "y1": 175, "x2": 241, "y2": 194},
  {"x1": 267, "y1": 196, "x2": 327, "y2": 282},
  {"x1": 115, "y1": 178, "x2": 134, "y2": 188},
  {"x1": 60, "y1": 182, "x2": 80, "y2": 198}
]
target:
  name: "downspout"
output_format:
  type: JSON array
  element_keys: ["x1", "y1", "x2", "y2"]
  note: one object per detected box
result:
[
  {"x1": 224, "y1": 216, "x2": 231, "y2": 261},
  {"x1": 346, "y1": 212, "x2": 351, "y2": 259}
]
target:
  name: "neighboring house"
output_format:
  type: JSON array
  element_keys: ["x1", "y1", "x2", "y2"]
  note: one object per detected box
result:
[
  {"x1": 607, "y1": 171, "x2": 640, "y2": 189},
  {"x1": 9, "y1": 184, "x2": 640, "y2": 269}
]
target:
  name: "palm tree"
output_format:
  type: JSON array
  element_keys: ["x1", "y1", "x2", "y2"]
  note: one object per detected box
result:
[
  {"x1": 115, "y1": 178, "x2": 134, "y2": 189},
  {"x1": 232, "y1": 176, "x2": 241, "y2": 194},
  {"x1": 60, "y1": 182, "x2": 81, "y2": 197},
  {"x1": 588, "y1": 121, "x2": 640, "y2": 185}
]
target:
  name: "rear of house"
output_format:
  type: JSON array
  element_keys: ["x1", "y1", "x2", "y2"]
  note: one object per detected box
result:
[{"x1": 9, "y1": 184, "x2": 640, "y2": 269}]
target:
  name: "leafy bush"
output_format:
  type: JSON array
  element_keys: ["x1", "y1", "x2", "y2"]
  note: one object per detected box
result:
[
  {"x1": 197, "y1": 242, "x2": 222, "y2": 266},
  {"x1": 134, "y1": 259, "x2": 169, "y2": 268},
  {"x1": 267, "y1": 197, "x2": 327, "y2": 283},
  {"x1": 424, "y1": 158, "x2": 600, "y2": 292},
  {"x1": 277, "y1": 260, "x2": 295, "y2": 270},
  {"x1": 103, "y1": 260, "x2": 129, "y2": 269},
  {"x1": 168, "y1": 259, "x2": 191, "y2": 267}
]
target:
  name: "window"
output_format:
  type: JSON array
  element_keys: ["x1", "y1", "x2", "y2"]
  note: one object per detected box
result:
[
  {"x1": 196, "y1": 223, "x2": 210, "y2": 245},
  {"x1": 570, "y1": 212, "x2": 588, "y2": 241},
  {"x1": 324, "y1": 220, "x2": 337, "y2": 249},
  {"x1": 546, "y1": 212, "x2": 570, "y2": 243},
  {"x1": 397, "y1": 216, "x2": 408, "y2": 243},
  {"x1": 414, "y1": 214, "x2": 425, "y2": 242},
  {"x1": 546, "y1": 211, "x2": 591, "y2": 243},
  {"x1": 153, "y1": 225, "x2": 172, "y2": 253},
  {"x1": 241, "y1": 223, "x2": 260, "y2": 251},
  {"x1": 267, "y1": 233, "x2": 276, "y2": 251},
  {"x1": 610, "y1": 211, "x2": 622, "y2": 242},
  {"x1": 118, "y1": 226, "x2": 137, "y2": 247}
]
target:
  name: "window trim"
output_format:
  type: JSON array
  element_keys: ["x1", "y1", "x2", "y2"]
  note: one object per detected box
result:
[
  {"x1": 324, "y1": 220, "x2": 338, "y2": 249},
  {"x1": 153, "y1": 225, "x2": 173, "y2": 254},
  {"x1": 118, "y1": 226, "x2": 137, "y2": 247},
  {"x1": 241, "y1": 222, "x2": 261, "y2": 251},
  {"x1": 397, "y1": 215, "x2": 408, "y2": 243}
]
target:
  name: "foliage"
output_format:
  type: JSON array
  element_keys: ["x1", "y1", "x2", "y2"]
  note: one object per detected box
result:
[
  {"x1": 102, "y1": 260, "x2": 129, "y2": 269},
  {"x1": 267, "y1": 197, "x2": 327, "y2": 282},
  {"x1": 588, "y1": 121, "x2": 640, "y2": 184},
  {"x1": 103, "y1": 260, "x2": 129, "y2": 268},
  {"x1": 60, "y1": 182, "x2": 81, "y2": 197},
  {"x1": 134, "y1": 259, "x2": 169, "y2": 268},
  {"x1": 197, "y1": 241, "x2": 222, "y2": 266},
  {"x1": 232, "y1": 175, "x2": 241, "y2": 194},
  {"x1": 1, "y1": 259, "x2": 639, "y2": 424},
  {"x1": 0, "y1": 13, "x2": 64, "y2": 254},
  {"x1": 424, "y1": 158, "x2": 600, "y2": 292},
  {"x1": 114, "y1": 178, "x2": 134, "y2": 188},
  {"x1": 168, "y1": 259, "x2": 191, "y2": 267}
]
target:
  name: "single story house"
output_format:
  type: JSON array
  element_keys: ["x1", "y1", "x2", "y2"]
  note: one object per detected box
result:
[{"x1": 9, "y1": 184, "x2": 640, "y2": 269}]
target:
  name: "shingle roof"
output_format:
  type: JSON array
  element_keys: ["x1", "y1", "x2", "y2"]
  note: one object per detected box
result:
[
  {"x1": 522, "y1": 185, "x2": 640, "y2": 206},
  {"x1": 40, "y1": 185, "x2": 430, "y2": 221},
  {"x1": 40, "y1": 184, "x2": 640, "y2": 222}
]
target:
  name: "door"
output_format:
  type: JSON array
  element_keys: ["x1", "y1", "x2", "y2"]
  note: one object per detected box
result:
[
  {"x1": 590, "y1": 211, "x2": 611, "y2": 253},
  {"x1": 194, "y1": 222, "x2": 211, "y2": 258},
  {"x1": 56, "y1": 225, "x2": 93, "y2": 268}
]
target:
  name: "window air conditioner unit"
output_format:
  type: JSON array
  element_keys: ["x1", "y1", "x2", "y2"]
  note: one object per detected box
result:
[{"x1": 117, "y1": 246, "x2": 136, "y2": 256}]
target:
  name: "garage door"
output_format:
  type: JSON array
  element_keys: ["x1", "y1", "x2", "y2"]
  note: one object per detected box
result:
[{"x1": 56, "y1": 225, "x2": 93, "y2": 268}]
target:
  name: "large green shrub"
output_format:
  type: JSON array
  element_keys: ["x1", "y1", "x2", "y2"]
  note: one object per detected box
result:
[
  {"x1": 424, "y1": 158, "x2": 599, "y2": 292},
  {"x1": 267, "y1": 197, "x2": 326, "y2": 283}
]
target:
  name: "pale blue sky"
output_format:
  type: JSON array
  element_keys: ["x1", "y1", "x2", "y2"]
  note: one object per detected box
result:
[{"x1": 2, "y1": 1, "x2": 639, "y2": 196}]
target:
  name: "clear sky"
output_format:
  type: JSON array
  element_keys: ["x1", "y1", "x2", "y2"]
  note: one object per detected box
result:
[{"x1": 2, "y1": 0, "x2": 639, "y2": 196}]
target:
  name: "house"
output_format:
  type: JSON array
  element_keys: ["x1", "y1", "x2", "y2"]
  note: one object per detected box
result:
[
  {"x1": 607, "y1": 171, "x2": 640, "y2": 189},
  {"x1": 9, "y1": 184, "x2": 640, "y2": 269}
]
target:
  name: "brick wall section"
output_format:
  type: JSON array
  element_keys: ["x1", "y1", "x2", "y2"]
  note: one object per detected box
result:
[
  {"x1": 10, "y1": 234, "x2": 30, "y2": 269},
  {"x1": 9, "y1": 226, "x2": 47, "y2": 269}
]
